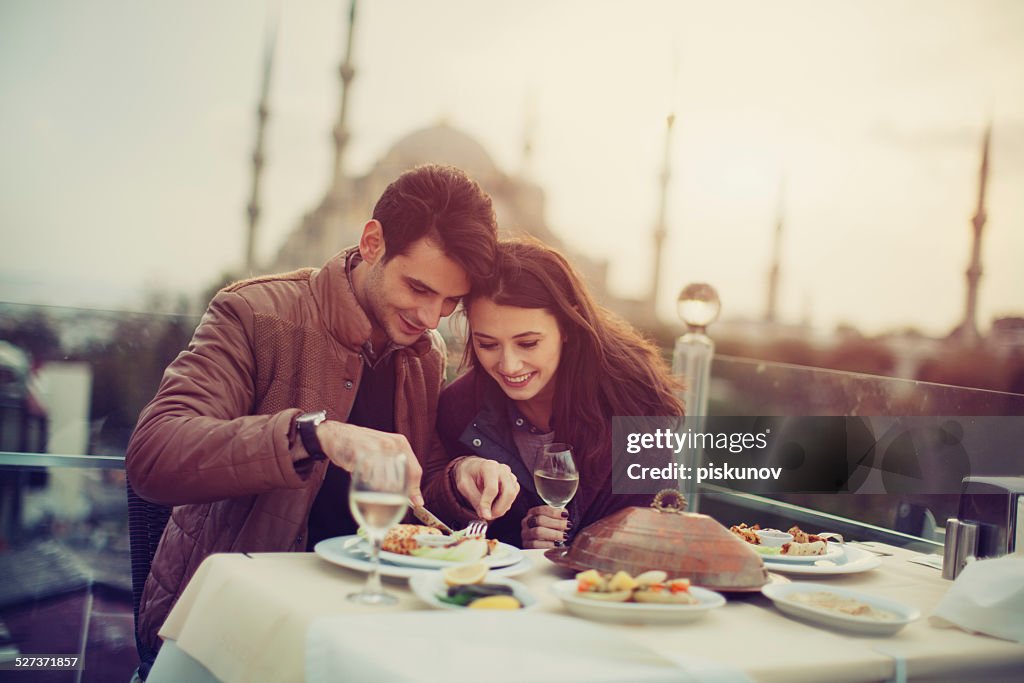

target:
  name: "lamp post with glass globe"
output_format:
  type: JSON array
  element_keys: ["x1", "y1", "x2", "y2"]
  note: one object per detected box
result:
[{"x1": 672, "y1": 283, "x2": 721, "y2": 510}]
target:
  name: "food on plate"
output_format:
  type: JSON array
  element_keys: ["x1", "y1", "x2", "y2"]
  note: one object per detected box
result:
[
  {"x1": 382, "y1": 525, "x2": 442, "y2": 554},
  {"x1": 380, "y1": 524, "x2": 498, "y2": 563},
  {"x1": 575, "y1": 570, "x2": 631, "y2": 602},
  {"x1": 438, "y1": 583, "x2": 523, "y2": 609},
  {"x1": 607, "y1": 570, "x2": 639, "y2": 592},
  {"x1": 729, "y1": 523, "x2": 761, "y2": 545},
  {"x1": 574, "y1": 569, "x2": 698, "y2": 605},
  {"x1": 468, "y1": 595, "x2": 522, "y2": 610},
  {"x1": 412, "y1": 538, "x2": 491, "y2": 563},
  {"x1": 730, "y1": 523, "x2": 830, "y2": 556},
  {"x1": 634, "y1": 570, "x2": 668, "y2": 585},
  {"x1": 786, "y1": 591, "x2": 898, "y2": 621},
  {"x1": 634, "y1": 578, "x2": 696, "y2": 604},
  {"x1": 780, "y1": 540, "x2": 828, "y2": 556},
  {"x1": 441, "y1": 561, "x2": 489, "y2": 587}
]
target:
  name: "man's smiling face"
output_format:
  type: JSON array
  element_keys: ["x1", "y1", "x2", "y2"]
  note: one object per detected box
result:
[{"x1": 361, "y1": 225, "x2": 470, "y2": 346}]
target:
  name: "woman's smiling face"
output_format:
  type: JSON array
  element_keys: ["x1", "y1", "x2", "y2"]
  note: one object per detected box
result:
[{"x1": 467, "y1": 298, "x2": 564, "y2": 405}]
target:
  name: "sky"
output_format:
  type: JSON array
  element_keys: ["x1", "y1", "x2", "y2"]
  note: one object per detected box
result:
[{"x1": 1, "y1": 0, "x2": 1022, "y2": 336}]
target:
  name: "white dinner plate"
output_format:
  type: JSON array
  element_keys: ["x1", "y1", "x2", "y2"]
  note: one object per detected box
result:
[
  {"x1": 549, "y1": 580, "x2": 725, "y2": 625},
  {"x1": 757, "y1": 542, "x2": 846, "y2": 564},
  {"x1": 377, "y1": 541, "x2": 523, "y2": 570},
  {"x1": 408, "y1": 574, "x2": 537, "y2": 610},
  {"x1": 760, "y1": 545, "x2": 882, "y2": 576},
  {"x1": 315, "y1": 536, "x2": 531, "y2": 580},
  {"x1": 762, "y1": 582, "x2": 920, "y2": 635}
]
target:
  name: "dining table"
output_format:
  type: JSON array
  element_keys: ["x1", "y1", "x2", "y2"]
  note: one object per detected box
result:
[{"x1": 146, "y1": 543, "x2": 1024, "y2": 683}]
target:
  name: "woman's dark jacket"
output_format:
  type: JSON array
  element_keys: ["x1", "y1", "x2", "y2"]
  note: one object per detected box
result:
[{"x1": 422, "y1": 369, "x2": 654, "y2": 547}]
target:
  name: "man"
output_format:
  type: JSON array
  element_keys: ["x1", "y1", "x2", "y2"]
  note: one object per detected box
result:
[{"x1": 125, "y1": 164, "x2": 498, "y2": 675}]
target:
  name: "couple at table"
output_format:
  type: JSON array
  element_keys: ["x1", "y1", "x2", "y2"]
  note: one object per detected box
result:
[{"x1": 125, "y1": 163, "x2": 682, "y2": 676}]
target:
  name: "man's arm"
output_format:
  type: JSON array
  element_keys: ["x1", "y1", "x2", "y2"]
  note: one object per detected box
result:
[{"x1": 126, "y1": 289, "x2": 311, "y2": 506}]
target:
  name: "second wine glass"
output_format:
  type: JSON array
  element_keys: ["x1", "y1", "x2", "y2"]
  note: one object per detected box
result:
[{"x1": 533, "y1": 441, "x2": 579, "y2": 515}]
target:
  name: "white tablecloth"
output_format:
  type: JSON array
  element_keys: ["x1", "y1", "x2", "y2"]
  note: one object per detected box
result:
[
  {"x1": 306, "y1": 611, "x2": 751, "y2": 683},
  {"x1": 153, "y1": 548, "x2": 1024, "y2": 683}
]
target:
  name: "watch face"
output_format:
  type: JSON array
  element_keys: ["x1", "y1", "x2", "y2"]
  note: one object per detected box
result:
[{"x1": 303, "y1": 410, "x2": 327, "y2": 425}]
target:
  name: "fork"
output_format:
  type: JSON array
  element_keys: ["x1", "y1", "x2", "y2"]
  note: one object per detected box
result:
[
  {"x1": 415, "y1": 520, "x2": 488, "y2": 548},
  {"x1": 463, "y1": 519, "x2": 488, "y2": 538}
]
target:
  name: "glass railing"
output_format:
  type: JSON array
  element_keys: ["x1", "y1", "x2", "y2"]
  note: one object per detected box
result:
[
  {"x1": 0, "y1": 456, "x2": 135, "y2": 682},
  {"x1": 1, "y1": 300, "x2": 191, "y2": 681},
  {"x1": 700, "y1": 355, "x2": 1024, "y2": 549},
  {"x1": 710, "y1": 354, "x2": 1024, "y2": 416}
]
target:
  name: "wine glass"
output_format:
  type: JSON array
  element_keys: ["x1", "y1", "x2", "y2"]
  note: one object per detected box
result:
[
  {"x1": 532, "y1": 443, "x2": 579, "y2": 546},
  {"x1": 347, "y1": 451, "x2": 408, "y2": 605}
]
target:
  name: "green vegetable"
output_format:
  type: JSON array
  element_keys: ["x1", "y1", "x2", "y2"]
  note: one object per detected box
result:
[
  {"x1": 753, "y1": 545, "x2": 782, "y2": 555},
  {"x1": 436, "y1": 583, "x2": 514, "y2": 607}
]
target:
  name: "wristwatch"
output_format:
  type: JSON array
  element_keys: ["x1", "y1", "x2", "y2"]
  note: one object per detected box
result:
[{"x1": 295, "y1": 410, "x2": 328, "y2": 461}]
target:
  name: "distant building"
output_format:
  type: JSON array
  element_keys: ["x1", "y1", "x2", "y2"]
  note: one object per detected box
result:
[
  {"x1": 247, "y1": 2, "x2": 660, "y2": 331},
  {"x1": 265, "y1": 121, "x2": 659, "y2": 327},
  {"x1": 270, "y1": 121, "x2": 557, "y2": 270}
]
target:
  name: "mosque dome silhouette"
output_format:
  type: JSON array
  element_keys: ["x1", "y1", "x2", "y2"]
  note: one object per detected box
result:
[{"x1": 376, "y1": 122, "x2": 500, "y2": 182}]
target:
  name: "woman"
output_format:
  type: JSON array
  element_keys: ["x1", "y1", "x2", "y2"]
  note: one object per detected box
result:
[{"x1": 423, "y1": 238, "x2": 684, "y2": 548}]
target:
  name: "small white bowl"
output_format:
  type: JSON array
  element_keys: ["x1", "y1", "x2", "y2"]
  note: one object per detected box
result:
[
  {"x1": 550, "y1": 580, "x2": 725, "y2": 625},
  {"x1": 755, "y1": 529, "x2": 794, "y2": 548},
  {"x1": 408, "y1": 574, "x2": 537, "y2": 611},
  {"x1": 762, "y1": 582, "x2": 920, "y2": 636}
]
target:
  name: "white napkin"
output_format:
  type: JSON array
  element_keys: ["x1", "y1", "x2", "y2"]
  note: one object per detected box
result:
[
  {"x1": 306, "y1": 612, "x2": 752, "y2": 683},
  {"x1": 929, "y1": 553, "x2": 1024, "y2": 643}
]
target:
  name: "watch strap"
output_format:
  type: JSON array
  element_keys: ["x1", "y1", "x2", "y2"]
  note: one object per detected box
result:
[{"x1": 296, "y1": 410, "x2": 328, "y2": 461}]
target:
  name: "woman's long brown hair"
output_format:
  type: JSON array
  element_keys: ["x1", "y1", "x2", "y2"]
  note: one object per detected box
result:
[{"x1": 462, "y1": 238, "x2": 684, "y2": 461}]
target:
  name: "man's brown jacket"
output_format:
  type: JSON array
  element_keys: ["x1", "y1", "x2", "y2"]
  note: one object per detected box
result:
[{"x1": 126, "y1": 249, "x2": 446, "y2": 652}]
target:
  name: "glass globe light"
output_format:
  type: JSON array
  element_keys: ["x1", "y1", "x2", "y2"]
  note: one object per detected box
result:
[{"x1": 676, "y1": 283, "x2": 721, "y2": 332}]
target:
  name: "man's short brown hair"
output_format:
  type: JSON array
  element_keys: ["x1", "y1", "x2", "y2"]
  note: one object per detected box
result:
[{"x1": 373, "y1": 164, "x2": 498, "y2": 288}]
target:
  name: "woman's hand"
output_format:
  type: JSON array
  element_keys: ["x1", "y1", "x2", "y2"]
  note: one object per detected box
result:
[
  {"x1": 520, "y1": 505, "x2": 570, "y2": 549},
  {"x1": 451, "y1": 456, "x2": 521, "y2": 520}
]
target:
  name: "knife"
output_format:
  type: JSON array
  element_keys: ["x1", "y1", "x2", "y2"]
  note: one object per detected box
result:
[{"x1": 410, "y1": 501, "x2": 455, "y2": 535}]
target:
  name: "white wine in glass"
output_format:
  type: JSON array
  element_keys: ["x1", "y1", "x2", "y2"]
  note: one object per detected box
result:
[
  {"x1": 348, "y1": 451, "x2": 408, "y2": 605},
  {"x1": 351, "y1": 491, "x2": 407, "y2": 534},
  {"x1": 533, "y1": 442, "x2": 579, "y2": 509}
]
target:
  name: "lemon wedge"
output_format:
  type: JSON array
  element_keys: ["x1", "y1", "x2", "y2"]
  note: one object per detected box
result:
[
  {"x1": 442, "y1": 561, "x2": 488, "y2": 586},
  {"x1": 468, "y1": 595, "x2": 522, "y2": 610}
]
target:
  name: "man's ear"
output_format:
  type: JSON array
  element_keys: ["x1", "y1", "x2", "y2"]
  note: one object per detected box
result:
[{"x1": 359, "y1": 220, "x2": 385, "y2": 265}]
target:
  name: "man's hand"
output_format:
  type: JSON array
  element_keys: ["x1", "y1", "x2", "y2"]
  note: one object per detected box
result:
[
  {"x1": 451, "y1": 456, "x2": 520, "y2": 520},
  {"x1": 315, "y1": 421, "x2": 424, "y2": 506}
]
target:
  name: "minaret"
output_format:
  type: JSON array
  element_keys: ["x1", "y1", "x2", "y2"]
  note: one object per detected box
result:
[
  {"x1": 330, "y1": 0, "x2": 358, "y2": 193},
  {"x1": 764, "y1": 177, "x2": 785, "y2": 323},
  {"x1": 244, "y1": 14, "x2": 278, "y2": 275},
  {"x1": 520, "y1": 91, "x2": 536, "y2": 178},
  {"x1": 959, "y1": 123, "x2": 991, "y2": 344},
  {"x1": 651, "y1": 112, "x2": 675, "y2": 313}
]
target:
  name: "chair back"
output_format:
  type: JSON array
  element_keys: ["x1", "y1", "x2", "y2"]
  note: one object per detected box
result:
[{"x1": 126, "y1": 478, "x2": 171, "y2": 680}]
